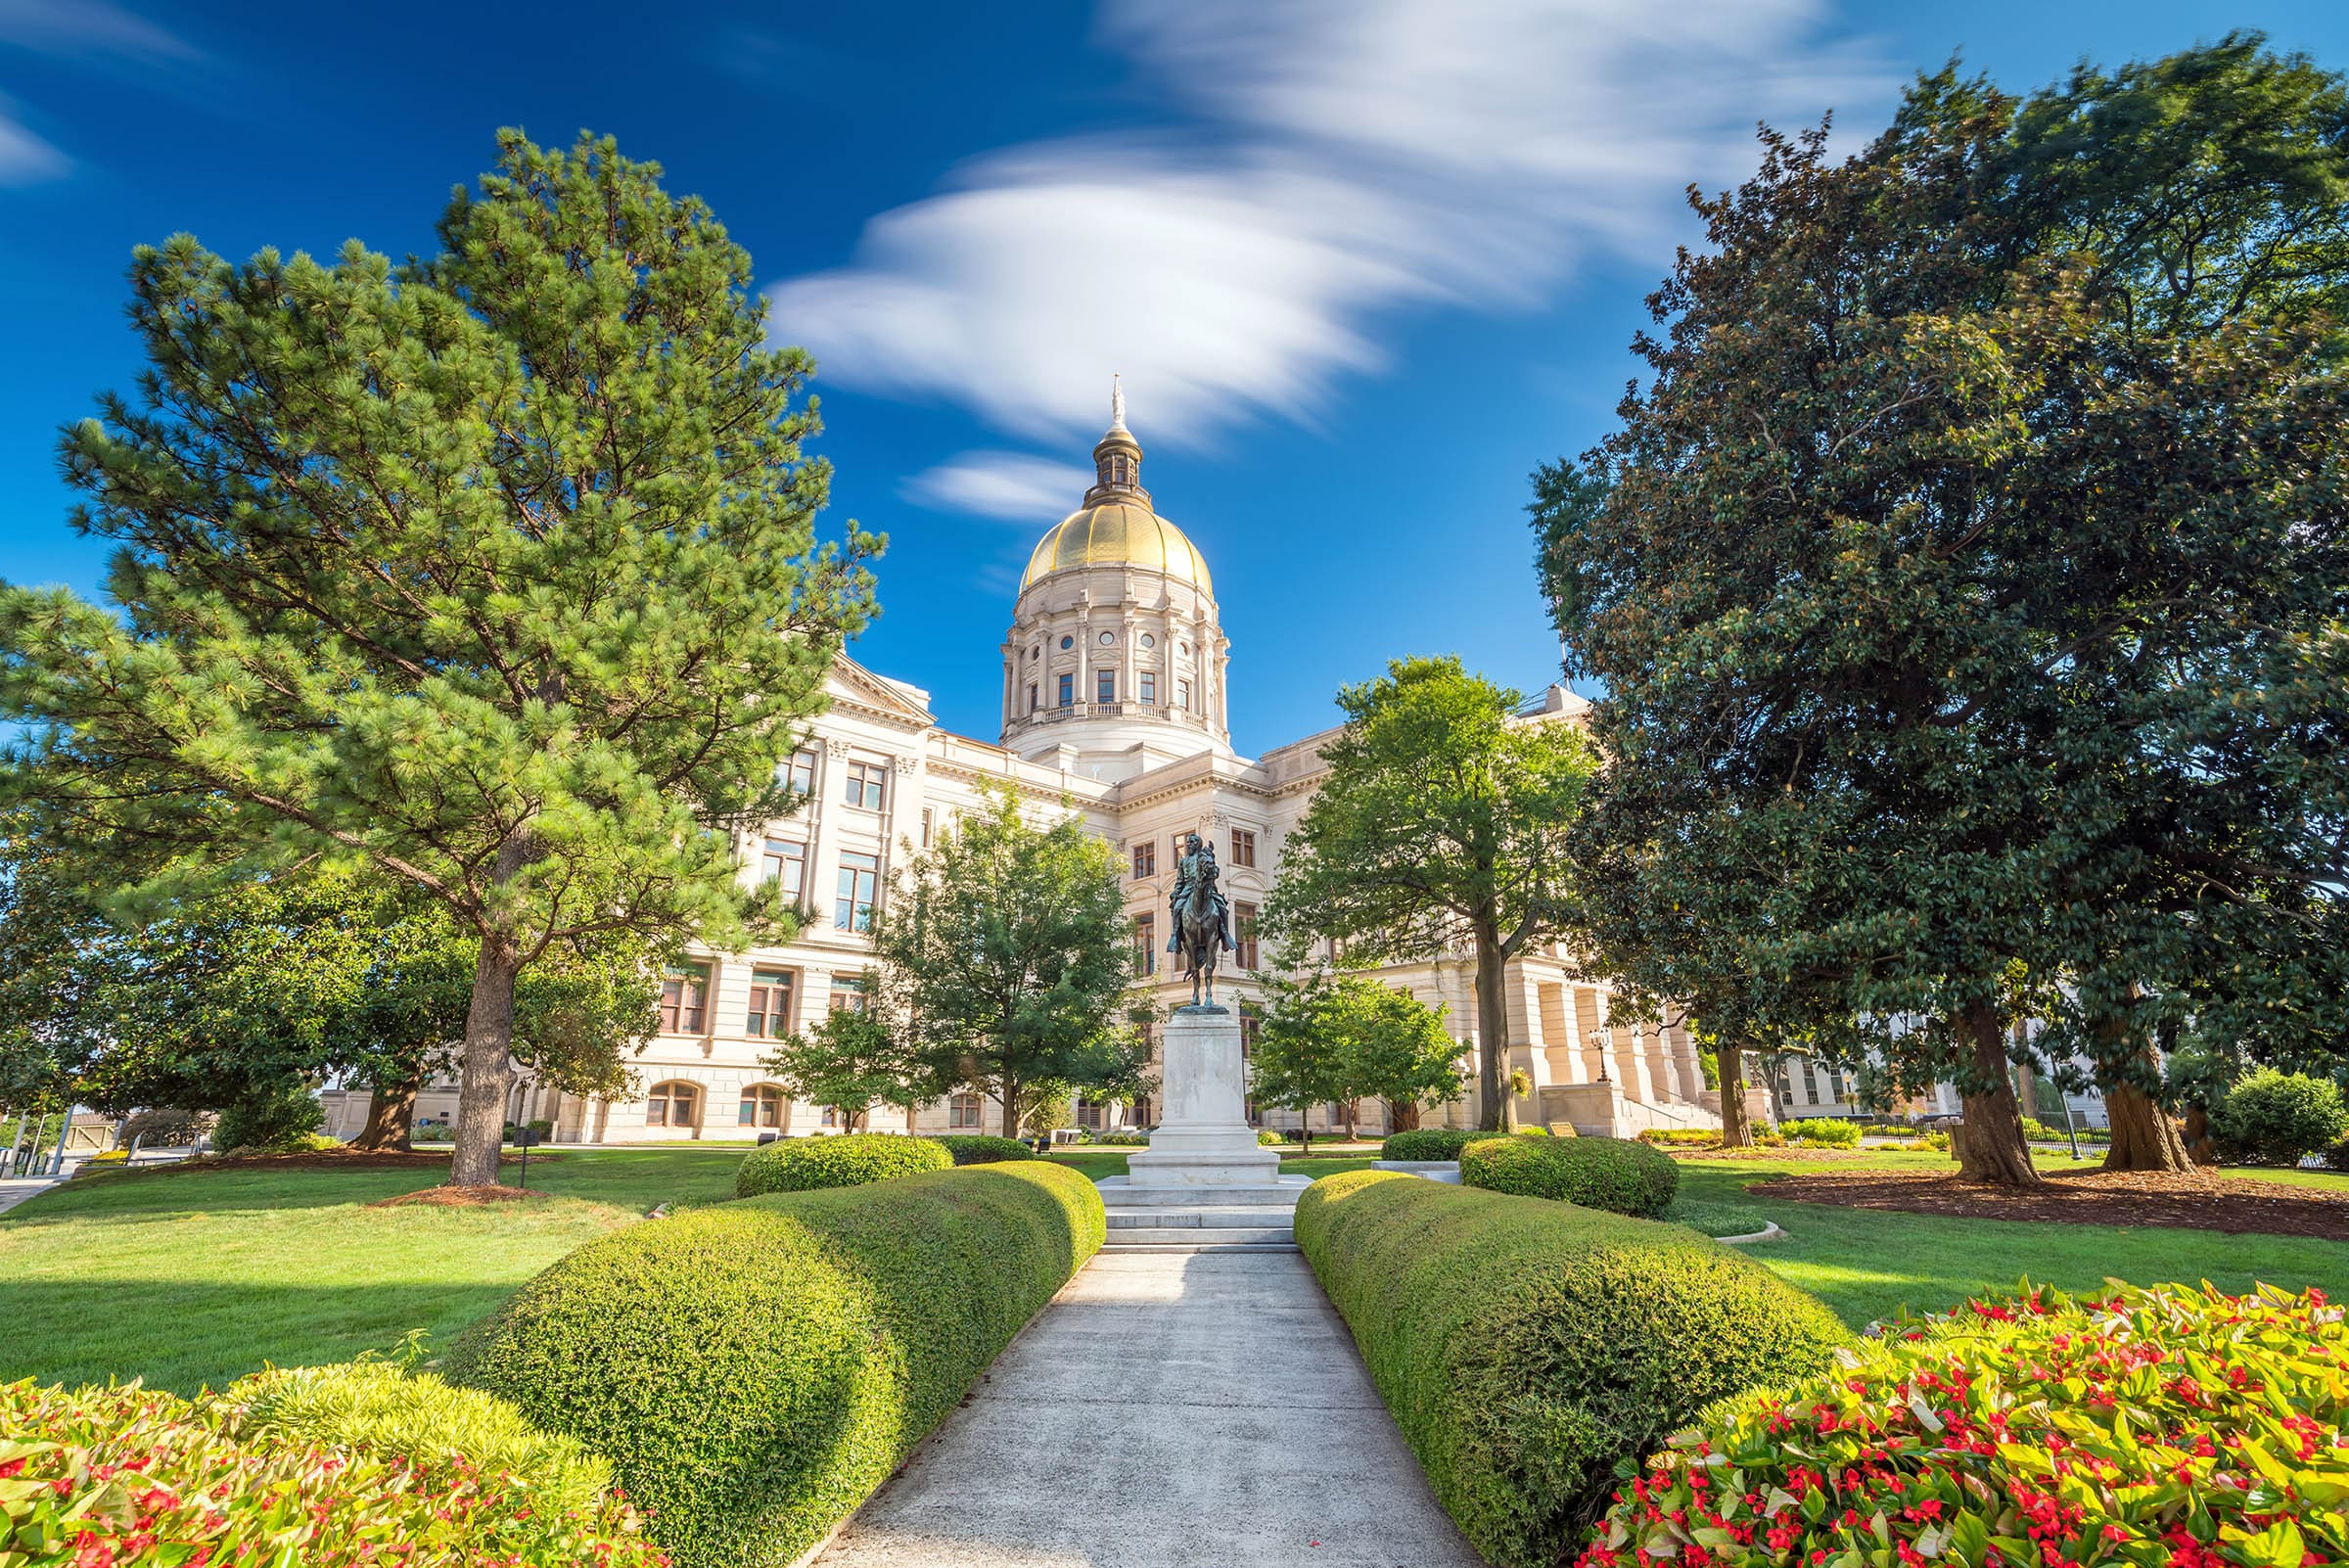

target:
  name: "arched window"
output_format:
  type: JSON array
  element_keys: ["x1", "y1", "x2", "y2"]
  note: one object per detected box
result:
[
  {"x1": 738, "y1": 1084, "x2": 788, "y2": 1130},
  {"x1": 645, "y1": 1080, "x2": 701, "y2": 1130}
]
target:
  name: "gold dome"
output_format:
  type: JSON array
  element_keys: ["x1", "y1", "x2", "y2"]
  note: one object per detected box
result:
[{"x1": 1020, "y1": 502, "x2": 1213, "y2": 596}]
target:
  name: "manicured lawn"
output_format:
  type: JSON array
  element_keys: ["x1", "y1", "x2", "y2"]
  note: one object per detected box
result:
[
  {"x1": 0, "y1": 1150, "x2": 744, "y2": 1396},
  {"x1": 1679, "y1": 1154, "x2": 2349, "y2": 1329}
]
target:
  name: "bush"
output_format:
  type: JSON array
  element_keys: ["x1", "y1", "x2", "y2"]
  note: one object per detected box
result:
[
  {"x1": 448, "y1": 1164, "x2": 1104, "y2": 1568},
  {"x1": 222, "y1": 1360, "x2": 613, "y2": 1518},
  {"x1": 213, "y1": 1082, "x2": 325, "y2": 1153},
  {"x1": 1298, "y1": 1172, "x2": 1848, "y2": 1566},
  {"x1": 927, "y1": 1132, "x2": 1036, "y2": 1165},
  {"x1": 80, "y1": 1148, "x2": 128, "y2": 1168},
  {"x1": 1088, "y1": 1130, "x2": 1151, "y2": 1146},
  {"x1": 2327, "y1": 1136, "x2": 2349, "y2": 1173},
  {"x1": 1379, "y1": 1127, "x2": 1514, "y2": 1161},
  {"x1": 1639, "y1": 1128, "x2": 1724, "y2": 1148},
  {"x1": 118, "y1": 1106, "x2": 210, "y2": 1146},
  {"x1": 1459, "y1": 1134, "x2": 1680, "y2": 1217},
  {"x1": 2211, "y1": 1069, "x2": 2349, "y2": 1165},
  {"x1": 1516, "y1": 1124, "x2": 1552, "y2": 1136},
  {"x1": 1776, "y1": 1116, "x2": 1861, "y2": 1147},
  {"x1": 733, "y1": 1131, "x2": 953, "y2": 1196},
  {"x1": 1257, "y1": 1129, "x2": 1281, "y2": 1145},
  {"x1": 0, "y1": 1377, "x2": 664, "y2": 1566},
  {"x1": 1576, "y1": 1280, "x2": 2347, "y2": 1568}
]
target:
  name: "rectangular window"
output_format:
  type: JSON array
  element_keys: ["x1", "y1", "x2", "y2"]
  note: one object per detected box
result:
[
  {"x1": 746, "y1": 970, "x2": 796, "y2": 1039},
  {"x1": 829, "y1": 974, "x2": 868, "y2": 1015},
  {"x1": 1058, "y1": 673, "x2": 1074, "y2": 708},
  {"x1": 1028, "y1": 683, "x2": 1039, "y2": 714},
  {"x1": 1134, "y1": 913, "x2": 1156, "y2": 976},
  {"x1": 836, "y1": 852, "x2": 879, "y2": 933},
  {"x1": 1231, "y1": 828, "x2": 1257, "y2": 868},
  {"x1": 1076, "y1": 1097, "x2": 1105, "y2": 1130},
  {"x1": 1131, "y1": 841, "x2": 1155, "y2": 878},
  {"x1": 1800, "y1": 1058, "x2": 1819, "y2": 1104},
  {"x1": 1138, "y1": 671, "x2": 1157, "y2": 705},
  {"x1": 785, "y1": 748, "x2": 816, "y2": 795},
  {"x1": 949, "y1": 1092, "x2": 983, "y2": 1130},
  {"x1": 1240, "y1": 1003, "x2": 1261, "y2": 1059},
  {"x1": 1826, "y1": 1068, "x2": 1846, "y2": 1102},
  {"x1": 1174, "y1": 835, "x2": 1195, "y2": 868},
  {"x1": 921, "y1": 807, "x2": 933, "y2": 849},
  {"x1": 1175, "y1": 678, "x2": 1191, "y2": 711},
  {"x1": 843, "y1": 761, "x2": 885, "y2": 809},
  {"x1": 760, "y1": 838, "x2": 806, "y2": 899},
  {"x1": 1097, "y1": 669, "x2": 1116, "y2": 704},
  {"x1": 658, "y1": 966, "x2": 709, "y2": 1035},
  {"x1": 1233, "y1": 901, "x2": 1260, "y2": 970}
]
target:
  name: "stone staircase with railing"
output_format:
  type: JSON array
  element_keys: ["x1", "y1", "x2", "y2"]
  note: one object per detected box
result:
[{"x1": 1096, "y1": 1175, "x2": 1312, "y2": 1255}]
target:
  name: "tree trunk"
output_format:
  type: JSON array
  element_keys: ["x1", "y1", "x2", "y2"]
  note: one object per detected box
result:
[
  {"x1": 2182, "y1": 1104, "x2": 2220, "y2": 1167},
  {"x1": 2102, "y1": 1078, "x2": 2193, "y2": 1173},
  {"x1": 1715, "y1": 1043, "x2": 1752, "y2": 1147},
  {"x1": 1000, "y1": 1080, "x2": 1021, "y2": 1139},
  {"x1": 1955, "y1": 1003, "x2": 2043, "y2": 1187},
  {"x1": 1343, "y1": 1100, "x2": 1358, "y2": 1141},
  {"x1": 1387, "y1": 1098, "x2": 1421, "y2": 1132},
  {"x1": 348, "y1": 1074, "x2": 419, "y2": 1152},
  {"x1": 448, "y1": 937, "x2": 520, "y2": 1188},
  {"x1": 1472, "y1": 924, "x2": 1511, "y2": 1131}
]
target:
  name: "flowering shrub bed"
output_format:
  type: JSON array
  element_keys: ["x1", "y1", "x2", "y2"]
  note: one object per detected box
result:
[
  {"x1": 0, "y1": 1376, "x2": 666, "y2": 1566},
  {"x1": 733, "y1": 1131, "x2": 951, "y2": 1196},
  {"x1": 1777, "y1": 1117, "x2": 1862, "y2": 1147},
  {"x1": 1577, "y1": 1280, "x2": 2347, "y2": 1568},
  {"x1": 1642, "y1": 1129, "x2": 1727, "y2": 1149}
]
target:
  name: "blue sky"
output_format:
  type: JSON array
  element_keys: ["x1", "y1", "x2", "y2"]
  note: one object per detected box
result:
[{"x1": 4, "y1": 1, "x2": 2344, "y2": 755}]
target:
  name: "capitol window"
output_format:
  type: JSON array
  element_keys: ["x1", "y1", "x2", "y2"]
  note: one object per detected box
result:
[
  {"x1": 1058, "y1": 673, "x2": 1074, "y2": 707},
  {"x1": 1139, "y1": 632, "x2": 1156, "y2": 649},
  {"x1": 645, "y1": 1081, "x2": 700, "y2": 1130},
  {"x1": 1096, "y1": 669, "x2": 1116, "y2": 703},
  {"x1": 1098, "y1": 630, "x2": 1114, "y2": 645},
  {"x1": 1175, "y1": 678, "x2": 1191, "y2": 711},
  {"x1": 1060, "y1": 634, "x2": 1074, "y2": 650},
  {"x1": 1138, "y1": 671, "x2": 1157, "y2": 705}
]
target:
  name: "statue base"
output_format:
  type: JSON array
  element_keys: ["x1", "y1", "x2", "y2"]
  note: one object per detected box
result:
[{"x1": 1127, "y1": 1005, "x2": 1280, "y2": 1187}]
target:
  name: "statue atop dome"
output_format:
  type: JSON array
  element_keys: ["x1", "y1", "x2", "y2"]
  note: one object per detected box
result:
[{"x1": 1109, "y1": 373, "x2": 1128, "y2": 435}]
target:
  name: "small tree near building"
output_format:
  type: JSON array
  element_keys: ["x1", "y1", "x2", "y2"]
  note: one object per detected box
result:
[
  {"x1": 1263, "y1": 658, "x2": 1595, "y2": 1132},
  {"x1": 762, "y1": 976, "x2": 935, "y2": 1132}
]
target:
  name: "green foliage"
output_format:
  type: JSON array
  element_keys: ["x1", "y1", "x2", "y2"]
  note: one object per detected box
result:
[
  {"x1": 1639, "y1": 1129, "x2": 1725, "y2": 1149},
  {"x1": 1252, "y1": 971, "x2": 1469, "y2": 1130},
  {"x1": 0, "y1": 1376, "x2": 665, "y2": 1565},
  {"x1": 1297, "y1": 1170, "x2": 1849, "y2": 1566},
  {"x1": 1256, "y1": 1129, "x2": 1281, "y2": 1146},
  {"x1": 761, "y1": 990, "x2": 934, "y2": 1130},
  {"x1": 1540, "y1": 38, "x2": 2349, "y2": 1179},
  {"x1": 1575, "y1": 1281, "x2": 2348, "y2": 1568},
  {"x1": 212, "y1": 1082, "x2": 324, "y2": 1154},
  {"x1": 869, "y1": 787, "x2": 1147, "y2": 1139},
  {"x1": 222, "y1": 1360, "x2": 613, "y2": 1518},
  {"x1": 1776, "y1": 1117, "x2": 1862, "y2": 1148},
  {"x1": 1378, "y1": 1127, "x2": 1514, "y2": 1161},
  {"x1": 1458, "y1": 1133, "x2": 1679, "y2": 1216},
  {"x1": 927, "y1": 1133, "x2": 1036, "y2": 1165},
  {"x1": 446, "y1": 1163, "x2": 1104, "y2": 1568},
  {"x1": 0, "y1": 128, "x2": 877, "y2": 1184},
  {"x1": 2211, "y1": 1069, "x2": 2349, "y2": 1165},
  {"x1": 1261, "y1": 657, "x2": 1599, "y2": 1130},
  {"x1": 732, "y1": 1132, "x2": 952, "y2": 1197}
]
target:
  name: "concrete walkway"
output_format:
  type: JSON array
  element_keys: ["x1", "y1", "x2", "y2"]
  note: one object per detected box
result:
[
  {"x1": 814, "y1": 1251, "x2": 1481, "y2": 1568},
  {"x1": 0, "y1": 1176, "x2": 62, "y2": 1217}
]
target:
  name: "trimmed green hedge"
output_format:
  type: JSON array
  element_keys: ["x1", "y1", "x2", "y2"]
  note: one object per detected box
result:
[
  {"x1": 1296, "y1": 1171, "x2": 1849, "y2": 1568},
  {"x1": 927, "y1": 1133, "x2": 1036, "y2": 1165},
  {"x1": 1459, "y1": 1133, "x2": 1679, "y2": 1216},
  {"x1": 1378, "y1": 1127, "x2": 1515, "y2": 1160},
  {"x1": 1776, "y1": 1116, "x2": 1862, "y2": 1147},
  {"x1": 733, "y1": 1131, "x2": 953, "y2": 1196},
  {"x1": 447, "y1": 1163, "x2": 1104, "y2": 1568}
]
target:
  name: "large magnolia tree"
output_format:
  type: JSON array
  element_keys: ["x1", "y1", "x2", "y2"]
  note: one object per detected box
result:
[
  {"x1": 1262, "y1": 658, "x2": 1596, "y2": 1132},
  {"x1": 1536, "y1": 36, "x2": 2349, "y2": 1185},
  {"x1": 0, "y1": 131, "x2": 876, "y2": 1185}
]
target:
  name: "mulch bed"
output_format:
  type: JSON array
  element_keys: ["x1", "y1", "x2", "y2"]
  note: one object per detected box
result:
[
  {"x1": 1753, "y1": 1165, "x2": 2349, "y2": 1240},
  {"x1": 1668, "y1": 1147, "x2": 1879, "y2": 1163},
  {"x1": 371, "y1": 1183, "x2": 548, "y2": 1208}
]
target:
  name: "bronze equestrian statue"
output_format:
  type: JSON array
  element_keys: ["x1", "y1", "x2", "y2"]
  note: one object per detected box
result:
[{"x1": 1167, "y1": 830, "x2": 1233, "y2": 1007}]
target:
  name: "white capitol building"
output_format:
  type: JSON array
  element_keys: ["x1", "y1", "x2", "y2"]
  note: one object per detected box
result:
[{"x1": 330, "y1": 396, "x2": 1750, "y2": 1145}]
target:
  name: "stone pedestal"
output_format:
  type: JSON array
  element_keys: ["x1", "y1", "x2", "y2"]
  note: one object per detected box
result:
[{"x1": 1126, "y1": 1005, "x2": 1281, "y2": 1187}]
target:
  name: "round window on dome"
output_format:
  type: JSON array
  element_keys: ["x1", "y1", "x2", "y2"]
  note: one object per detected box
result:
[
  {"x1": 1060, "y1": 635, "x2": 1074, "y2": 651},
  {"x1": 1098, "y1": 631, "x2": 1114, "y2": 646},
  {"x1": 1139, "y1": 633, "x2": 1156, "y2": 650},
  {"x1": 1177, "y1": 642, "x2": 1190, "y2": 657}
]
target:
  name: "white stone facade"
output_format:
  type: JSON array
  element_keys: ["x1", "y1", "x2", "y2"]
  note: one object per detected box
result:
[{"x1": 333, "y1": 405, "x2": 1727, "y2": 1145}]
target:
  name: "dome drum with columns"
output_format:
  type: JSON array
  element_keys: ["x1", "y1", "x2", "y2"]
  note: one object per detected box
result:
[{"x1": 999, "y1": 382, "x2": 1233, "y2": 782}]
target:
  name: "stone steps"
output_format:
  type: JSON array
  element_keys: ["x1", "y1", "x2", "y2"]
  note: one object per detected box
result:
[{"x1": 1103, "y1": 1224, "x2": 1296, "y2": 1247}]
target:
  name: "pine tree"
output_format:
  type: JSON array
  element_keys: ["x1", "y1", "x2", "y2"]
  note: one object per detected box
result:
[{"x1": 0, "y1": 131, "x2": 877, "y2": 1185}]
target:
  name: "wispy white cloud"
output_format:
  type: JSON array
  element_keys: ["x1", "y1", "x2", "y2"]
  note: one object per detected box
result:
[
  {"x1": 901, "y1": 451, "x2": 1096, "y2": 523},
  {"x1": 0, "y1": 0, "x2": 199, "y2": 64},
  {"x1": 767, "y1": 0, "x2": 1888, "y2": 446},
  {"x1": 0, "y1": 98, "x2": 66, "y2": 183}
]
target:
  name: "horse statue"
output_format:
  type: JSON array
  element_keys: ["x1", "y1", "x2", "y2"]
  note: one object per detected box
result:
[{"x1": 1169, "y1": 831, "x2": 1233, "y2": 1007}]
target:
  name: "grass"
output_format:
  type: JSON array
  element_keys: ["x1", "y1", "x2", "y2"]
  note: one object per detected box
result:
[
  {"x1": 1676, "y1": 1152, "x2": 2349, "y2": 1329},
  {"x1": 0, "y1": 1149, "x2": 744, "y2": 1396}
]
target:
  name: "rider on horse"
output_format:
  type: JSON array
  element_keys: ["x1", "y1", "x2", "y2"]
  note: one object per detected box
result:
[{"x1": 1167, "y1": 831, "x2": 1233, "y2": 957}]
